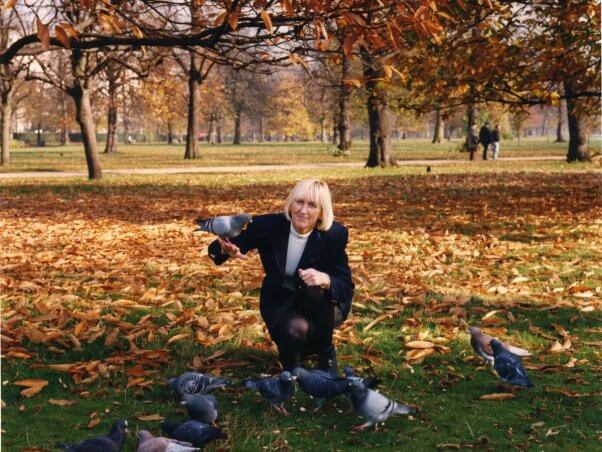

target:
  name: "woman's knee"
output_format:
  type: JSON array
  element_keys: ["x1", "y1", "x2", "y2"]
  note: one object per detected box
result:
[{"x1": 286, "y1": 317, "x2": 309, "y2": 342}]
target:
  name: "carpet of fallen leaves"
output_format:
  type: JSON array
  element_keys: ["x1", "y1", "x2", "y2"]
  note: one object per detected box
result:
[{"x1": 1, "y1": 172, "x2": 601, "y2": 395}]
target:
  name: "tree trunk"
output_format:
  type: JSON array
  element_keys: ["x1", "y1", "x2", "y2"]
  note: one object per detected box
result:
[
  {"x1": 320, "y1": 117, "x2": 327, "y2": 143},
  {"x1": 104, "y1": 76, "x2": 118, "y2": 153},
  {"x1": 363, "y1": 52, "x2": 394, "y2": 167},
  {"x1": 60, "y1": 91, "x2": 70, "y2": 145},
  {"x1": 432, "y1": 107, "x2": 443, "y2": 143},
  {"x1": 71, "y1": 86, "x2": 102, "y2": 179},
  {"x1": 258, "y1": 115, "x2": 264, "y2": 142},
  {"x1": 167, "y1": 122, "x2": 174, "y2": 144},
  {"x1": 207, "y1": 115, "x2": 216, "y2": 143},
  {"x1": 217, "y1": 125, "x2": 222, "y2": 143},
  {"x1": 331, "y1": 114, "x2": 338, "y2": 145},
  {"x1": 1, "y1": 90, "x2": 11, "y2": 166},
  {"x1": 233, "y1": 106, "x2": 242, "y2": 144},
  {"x1": 555, "y1": 101, "x2": 565, "y2": 142},
  {"x1": 564, "y1": 82, "x2": 589, "y2": 162},
  {"x1": 184, "y1": 51, "x2": 201, "y2": 159},
  {"x1": 337, "y1": 51, "x2": 352, "y2": 150}
]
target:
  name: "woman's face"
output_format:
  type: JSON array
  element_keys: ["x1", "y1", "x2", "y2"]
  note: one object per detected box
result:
[{"x1": 290, "y1": 196, "x2": 321, "y2": 234}]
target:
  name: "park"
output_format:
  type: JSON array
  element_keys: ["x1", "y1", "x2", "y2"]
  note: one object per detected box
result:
[{"x1": 1, "y1": 1, "x2": 601, "y2": 451}]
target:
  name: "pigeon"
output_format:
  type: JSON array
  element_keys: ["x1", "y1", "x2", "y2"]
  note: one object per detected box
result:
[
  {"x1": 469, "y1": 326, "x2": 531, "y2": 365},
  {"x1": 137, "y1": 430, "x2": 199, "y2": 452},
  {"x1": 242, "y1": 371, "x2": 296, "y2": 415},
  {"x1": 349, "y1": 380, "x2": 413, "y2": 431},
  {"x1": 343, "y1": 366, "x2": 381, "y2": 390},
  {"x1": 292, "y1": 367, "x2": 352, "y2": 410},
  {"x1": 56, "y1": 419, "x2": 128, "y2": 451},
  {"x1": 195, "y1": 213, "x2": 252, "y2": 240},
  {"x1": 180, "y1": 394, "x2": 219, "y2": 424},
  {"x1": 490, "y1": 339, "x2": 534, "y2": 388},
  {"x1": 161, "y1": 420, "x2": 227, "y2": 449},
  {"x1": 168, "y1": 372, "x2": 231, "y2": 399}
]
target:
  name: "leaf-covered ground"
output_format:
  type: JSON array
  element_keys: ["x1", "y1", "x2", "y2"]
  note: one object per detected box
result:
[{"x1": 1, "y1": 168, "x2": 601, "y2": 451}]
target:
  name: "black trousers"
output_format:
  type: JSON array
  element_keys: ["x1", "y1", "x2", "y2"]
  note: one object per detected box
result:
[{"x1": 270, "y1": 286, "x2": 335, "y2": 370}]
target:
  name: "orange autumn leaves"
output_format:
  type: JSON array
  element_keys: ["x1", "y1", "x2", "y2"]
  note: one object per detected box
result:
[{"x1": 1, "y1": 172, "x2": 601, "y2": 396}]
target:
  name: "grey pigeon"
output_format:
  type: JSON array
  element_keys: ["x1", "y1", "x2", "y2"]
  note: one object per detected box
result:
[
  {"x1": 242, "y1": 371, "x2": 296, "y2": 415},
  {"x1": 343, "y1": 366, "x2": 381, "y2": 390},
  {"x1": 137, "y1": 430, "x2": 199, "y2": 452},
  {"x1": 161, "y1": 420, "x2": 226, "y2": 449},
  {"x1": 491, "y1": 339, "x2": 534, "y2": 388},
  {"x1": 469, "y1": 326, "x2": 531, "y2": 365},
  {"x1": 56, "y1": 419, "x2": 128, "y2": 451},
  {"x1": 292, "y1": 367, "x2": 351, "y2": 410},
  {"x1": 168, "y1": 372, "x2": 231, "y2": 399},
  {"x1": 180, "y1": 394, "x2": 218, "y2": 424},
  {"x1": 349, "y1": 380, "x2": 413, "y2": 431},
  {"x1": 196, "y1": 213, "x2": 252, "y2": 240}
]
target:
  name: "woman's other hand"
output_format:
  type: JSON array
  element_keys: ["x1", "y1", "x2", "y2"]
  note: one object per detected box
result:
[
  {"x1": 298, "y1": 268, "x2": 331, "y2": 289},
  {"x1": 218, "y1": 238, "x2": 247, "y2": 259}
]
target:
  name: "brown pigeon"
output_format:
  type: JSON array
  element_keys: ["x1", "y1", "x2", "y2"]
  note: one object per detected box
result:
[{"x1": 136, "y1": 430, "x2": 199, "y2": 452}]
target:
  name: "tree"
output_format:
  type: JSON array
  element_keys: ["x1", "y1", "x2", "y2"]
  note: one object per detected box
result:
[
  {"x1": 267, "y1": 73, "x2": 314, "y2": 140},
  {"x1": 1, "y1": 6, "x2": 30, "y2": 166}
]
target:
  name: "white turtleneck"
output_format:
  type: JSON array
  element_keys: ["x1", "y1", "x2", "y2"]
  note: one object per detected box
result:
[{"x1": 285, "y1": 224, "x2": 311, "y2": 277}]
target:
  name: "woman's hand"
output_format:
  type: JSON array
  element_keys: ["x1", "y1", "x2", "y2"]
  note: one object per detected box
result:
[
  {"x1": 218, "y1": 238, "x2": 247, "y2": 259},
  {"x1": 298, "y1": 268, "x2": 331, "y2": 289}
]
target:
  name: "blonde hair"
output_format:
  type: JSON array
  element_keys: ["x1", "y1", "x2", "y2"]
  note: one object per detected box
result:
[{"x1": 284, "y1": 179, "x2": 334, "y2": 231}]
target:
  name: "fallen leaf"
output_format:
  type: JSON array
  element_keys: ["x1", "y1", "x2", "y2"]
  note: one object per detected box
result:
[
  {"x1": 48, "y1": 399, "x2": 77, "y2": 406},
  {"x1": 137, "y1": 413, "x2": 165, "y2": 421},
  {"x1": 479, "y1": 393, "x2": 516, "y2": 401},
  {"x1": 87, "y1": 417, "x2": 100, "y2": 429}
]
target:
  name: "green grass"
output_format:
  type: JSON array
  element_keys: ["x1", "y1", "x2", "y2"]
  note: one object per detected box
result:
[
  {"x1": 2, "y1": 299, "x2": 600, "y2": 451},
  {"x1": 2, "y1": 137, "x2": 598, "y2": 173}
]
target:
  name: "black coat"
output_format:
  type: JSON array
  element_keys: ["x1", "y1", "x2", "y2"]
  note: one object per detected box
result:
[
  {"x1": 479, "y1": 126, "x2": 491, "y2": 144},
  {"x1": 208, "y1": 213, "x2": 354, "y2": 331}
]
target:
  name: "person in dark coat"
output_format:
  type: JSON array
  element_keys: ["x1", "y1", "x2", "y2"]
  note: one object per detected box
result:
[
  {"x1": 208, "y1": 179, "x2": 354, "y2": 373},
  {"x1": 479, "y1": 122, "x2": 491, "y2": 160},
  {"x1": 466, "y1": 123, "x2": 479, "y2": 161}
]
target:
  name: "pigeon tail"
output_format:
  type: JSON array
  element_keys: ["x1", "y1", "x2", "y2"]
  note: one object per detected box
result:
[
  {"x1": 196, "y1": 218, "x2": 215, "y2": 234},
  {"x1": 393, "y1": 402, "x2": 413, "y2": 415},
  {"x1": 505, "y1": 344, "x2": 532, "y2": 357}
]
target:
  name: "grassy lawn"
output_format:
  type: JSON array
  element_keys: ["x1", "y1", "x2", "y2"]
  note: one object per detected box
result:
[
  {"x1": 2, "y1": 137, "x2": 599, "y2": 173},
  {"x1": 1, "y1": 164, "x2": 601, "y2": 450}
]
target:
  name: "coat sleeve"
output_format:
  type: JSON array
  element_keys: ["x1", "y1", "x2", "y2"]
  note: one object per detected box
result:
[
  {"x1": 326, "y1": 227, "x2": 354, "y2": 320},
  {"x1": 207, "y1": 215, "x2": 262, "y2": 265}
]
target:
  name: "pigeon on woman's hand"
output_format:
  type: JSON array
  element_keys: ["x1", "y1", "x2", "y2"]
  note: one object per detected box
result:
[
  {"x1": 349, "y1": 380, "x2": 413, "y2": 431},
  {"x1": 137, "y1": 430, "x2": 199, "y2": 452},
  {"x1": 161, "y1": 420, "x2": 227, "y2": 449},
  {"x1": 491, "y1": 339, "x2": 534, "y2": 388},
  {"x1": 181, "y1": 394, "x2": 219, "y2": 424},
  {"x1": 57, "y1": 420, "x2": 128, "y2": 452},
  {"x1": 242, "y1": 371, "x2": 296, "y2": 415},
  {"x1": 343, "y1": 366, "x2": 381, "y2": 390},
  {"x1": 292, "y1": 367, "x2": 351, "y2": 411},
  {"x1": 168, "y1": 372, "x2": 231, "y2": 399},
  {"x1": 196, "y1": 213, "x2": 252, "y2": 240},
  {"x1": 469, "y1": 326, "x2": 531, "y2": 365}
]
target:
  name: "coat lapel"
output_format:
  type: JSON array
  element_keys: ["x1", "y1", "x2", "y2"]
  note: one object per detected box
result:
[
  {"x1": 297, "y1": 228, "x2": 324, "y2": 271},
  {"x1": 273, "y1": 217, "x2": 290, "y2": 276}
]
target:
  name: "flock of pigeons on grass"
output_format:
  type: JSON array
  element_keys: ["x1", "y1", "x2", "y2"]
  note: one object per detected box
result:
[{"x1": 56, "y1": 326, "x2": 533, "y2": 451}]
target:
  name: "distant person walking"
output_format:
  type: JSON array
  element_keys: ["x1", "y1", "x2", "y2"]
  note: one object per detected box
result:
[
  {"x1": 467, "y1": 124, "x2": 479, "y2": 161},
  {"x1": 479, "y1": 122, "x2": 491, "y2": 160},
  {"x1": 490, "y1": 124, "x2": 501, "y2": 160}
]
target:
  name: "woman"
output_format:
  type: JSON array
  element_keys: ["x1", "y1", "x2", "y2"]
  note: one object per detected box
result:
[{"x1": 208, "y1": 179, "x2": 354, "y2": 373}]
